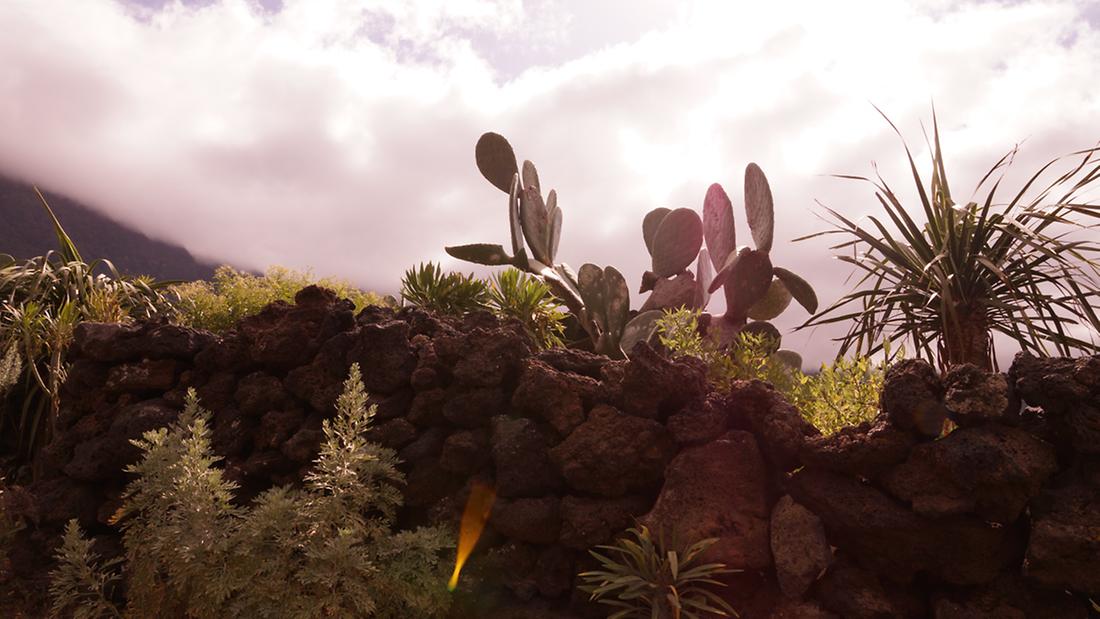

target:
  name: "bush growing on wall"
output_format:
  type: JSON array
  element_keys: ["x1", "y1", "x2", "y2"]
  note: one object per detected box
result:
[
  {"x1": 49, "y1": 363, "x2": 451, "y2": 618},
  {"x1": 171, "y1": 265, "x2": 389, "y2": 332}
]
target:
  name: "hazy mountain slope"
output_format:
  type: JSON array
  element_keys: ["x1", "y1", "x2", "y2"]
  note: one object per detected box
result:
[{"x1": 0, "y1": 176, "x2": 216, "y2": 282}]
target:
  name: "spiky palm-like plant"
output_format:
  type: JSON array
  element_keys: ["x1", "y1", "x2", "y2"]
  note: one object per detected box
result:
[
  {"x1": 578, "y1": 525, "x2": 738, "y2": 619},
  {"x1": 800, "y1": 110, "x2": 1100, "y2": 370}
]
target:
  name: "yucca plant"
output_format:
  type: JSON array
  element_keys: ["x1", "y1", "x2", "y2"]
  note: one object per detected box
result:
[
  {"x1": 0, "y1": 188, "x2": 172, "y2": 456},
  {"x1": 486, "y1": 268, "x2": 567, "y2": 349},
  {"x1": 800, "y1": 109, "x2": 1100, "y2": 370},
  {"x1": 399, "y1": 262, "x2": 490, "y2": 316},
  {"x1": 578, "y1": 525, "x2": 738, "y2": 619}
]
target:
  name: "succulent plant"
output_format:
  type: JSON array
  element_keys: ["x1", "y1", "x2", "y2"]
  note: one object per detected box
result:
[
  {"x1": 634, "y1": 164, "x2": 817, "y2": 364},
  {"x1": 701, "y1": 164, "x2": 819, "y2": 358},
  {"x1": 447, "y1": 132, "x2": 660, "y2": 358}
]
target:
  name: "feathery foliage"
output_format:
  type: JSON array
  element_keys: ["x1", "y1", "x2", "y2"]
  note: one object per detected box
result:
[
  {"x1": 578, "y1": 525, "x2": 739, "y2": 619},
  {"x1": 171, "y1": 265, "x2": 388, "y2": 332},
  {"x1": 799, "y1": 109, "x2": 1100, "y2": 370},
  {"x1": 0, "y1": 189, "x2": 171, "y2": 456},
  {"x1": 400, "y1": 262, "x2": 489, "y2": 316},
  {"x1": 50, "y1": 364, "x2": 451, "y2": 618}
]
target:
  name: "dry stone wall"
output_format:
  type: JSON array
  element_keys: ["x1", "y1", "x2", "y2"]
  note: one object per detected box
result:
[{"x1": 3, "y1": 285, "x2": 1099, "y2": 618}]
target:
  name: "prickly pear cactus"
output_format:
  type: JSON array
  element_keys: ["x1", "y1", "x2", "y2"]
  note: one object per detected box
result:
[
  {"x1": 448, "y1": 132, "x2": 660, "y2": 359},
  {"x1": 700, "y1": 164, "x2": 818, "y2": 359}
]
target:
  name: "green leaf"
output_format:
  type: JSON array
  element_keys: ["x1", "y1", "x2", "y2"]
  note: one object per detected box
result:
[
  {"x1": 703, "y1": 182, "x2": 736, "y2": 269},
  {"x1": 642, "y1": 208, "x2": 672, "y2": 256},
  {"x1": 651, "y1": 208, "x2": 703, "y2": 277}
]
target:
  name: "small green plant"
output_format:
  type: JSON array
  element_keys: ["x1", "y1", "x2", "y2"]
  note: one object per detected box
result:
[
  {"x1": 657, "y1": 307, "x2": 889, "y2": 435},
  {"x1": 798, "y1": 353, "x2": 890, "y2": 435},
  {"x1": 578, "y1": 525, "x2": 738, "y2": 619},
  {"x1": 1, "y1": 188, "x2": 171, "y2": 456},
  {"x1": 172, "y1": 265, "x2": 387, "y2": 332},
  {"x1": 486, "y1": 268, "x2": 567, "y2": 348},
  {"x1": 400, "y1": 262, "x2": 490, "y2": 316},
  {"x1": 50, "y1": 363, "x2": 451, "y2": 618}
]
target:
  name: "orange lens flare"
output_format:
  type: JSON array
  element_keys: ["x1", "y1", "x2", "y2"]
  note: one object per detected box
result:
[{"x1": 448, "y1": 481, "x2": 496, "y2": 592}]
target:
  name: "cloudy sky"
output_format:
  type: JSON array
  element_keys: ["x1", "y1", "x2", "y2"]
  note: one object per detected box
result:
[{"x1": 1, "y1": 0, "x2": 1098, "y2": 366}]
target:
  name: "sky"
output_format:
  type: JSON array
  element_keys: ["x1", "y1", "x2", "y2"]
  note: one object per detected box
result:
[{"x1": 1, "y1": 0, "x2": 1099, "y2": 367}]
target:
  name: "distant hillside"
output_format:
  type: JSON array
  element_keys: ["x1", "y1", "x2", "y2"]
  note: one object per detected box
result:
[{"x1": 0, "y1": 176, "x2": 216, "y2": 282}]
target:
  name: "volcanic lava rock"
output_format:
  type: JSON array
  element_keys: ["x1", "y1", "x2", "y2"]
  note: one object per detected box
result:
[
  {"x1": 800, "y1": 415, "x2": 915, "y2": 478},
  {"x1": 770, "y1": 495, "x2": 832, "y2": 599},
  {"x1": 880, "y1": 423, "x2": 1057, "y2": 523},
  {"x1": 943, "y1": 363, "x2": 1010, "y2": 426},
  {"x1": 641, "y1": 431, "x2": 772, "y2": 570},
  {"x1": 725, "y1": 380, "x2": 820, "y2": 471},
  {"x1": 549, "y1": 405, "x2": 674, "y2": 497},
  {"x1": 880, "y1": 359, "x2": 948, "y2": 438}
]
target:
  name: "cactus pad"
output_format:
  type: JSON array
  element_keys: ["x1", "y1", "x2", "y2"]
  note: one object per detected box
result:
[{"x1": 476, "y1": 132, "x2": 519, "y2": 193}]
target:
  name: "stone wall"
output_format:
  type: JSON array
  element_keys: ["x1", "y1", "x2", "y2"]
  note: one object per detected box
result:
[{"x1": 4, "y1": 285, "x2": 1099, "y2": 617}]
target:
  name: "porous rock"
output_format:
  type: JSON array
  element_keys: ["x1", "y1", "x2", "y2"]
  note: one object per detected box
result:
[
  {"x1": 880, "y1": 359, "x2": 948, "y2": 438},
  {"x1": 724, "y1": 380, "x2": 820, "y2": 471},
  {"x1": 491, "y1": 416, "x2": 562, "y2": 498},
  {"x1": 880, "y1": 423, "x2": 1057, "y2": 523},
  {"x1": 800, "y1": 415, "x2": 915, "y2": 478},
  {"x1": 943, "y1": 363, "x2": 1010, "y2": 426},
  {"x1": 770, "y1": 495, "x2": 831, "y2": 599},
  {"x1": 641, "y1": 431, "x2": 772, "y2": 570},
  {"x1": 549, "y1": 405, "x2": 674, "y2": 497}
]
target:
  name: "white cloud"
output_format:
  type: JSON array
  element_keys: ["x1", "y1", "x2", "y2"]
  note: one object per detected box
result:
[{"x1": 0, "y1": 0, "x2": 1097, "y2": 366}]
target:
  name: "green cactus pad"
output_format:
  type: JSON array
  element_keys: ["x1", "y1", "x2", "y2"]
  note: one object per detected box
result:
[
  {"x1": 723, "y1": 247, "x2": 773, "y2": 317},
  {"x1": 444, "y1": 243, "x2": 514, "y2": 266},
  {"x1": 744, "y1": 163, "x2": 775, "y2": 253},
  {"x1": 522, "y1": 159, "x2": 541, "y2": 193},
  {"x1": 578, "y1": 264, "x2": 630, "y2": 339},
  {"x1": 695, "y1": 248, "x2": 713, "y2": 309},
  {"x1": 703, "y1": 183, "x2": 736, "y2": 270},
  {"x1": 638, "y1": 272, "x2": 698, "y2": 313},
  {"x1": 547, "y1": 190, "x2": 562, "y2": 264},
  {"x1": 772, "y1": 267, "x2": 818, "y2": 314},
  {"x1": 508, "y1": 173, "x2": 524, "y2": 256},
  {"x1": 741, "y1": 320, "x2": 781, "y2": 353},
  {"x1": 771, "y1": 349, "x2": 803, "y2": 370},
  {"x1": 642, "y1": 207, "x2": 672, "y2": 255},
  {"x1": 475, "y1": 132, "x2": 519, "y2": 193},
  {"x1": 746, "y1": 277, "x2": 793, "y2": 321},
  {"x1": 620, "y1": 309, "x2": 662, "y2": 357},
  {"x1": 520, "y1": 186, "x2": 551, "y2": 265},
  {"x1": 651, "y1": 208, "x2": 703, "y2": 278}
]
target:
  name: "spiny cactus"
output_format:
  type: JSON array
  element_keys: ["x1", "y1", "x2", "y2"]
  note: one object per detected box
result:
[
  {"x1": 635, "y1": 164, "x2": 817, "y2": 366},
  {"x1": 447, "y1": 132, "x2": 660, "y2": 358},
  {"x1": 702, "y1": 164, "x2": 818, "y2": 363}
]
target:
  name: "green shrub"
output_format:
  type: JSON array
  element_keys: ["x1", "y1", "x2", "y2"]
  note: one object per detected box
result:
[
  {"x1": 401, "y1": 264, "x2": 568, "y2": 349},
  {"x1": 1, "y1": 190, "x2": 172, "y2": 456},
  {"x1": 578, "y1": 524, "x2": 738, "y2": 619},
  {"x1": 400, "y1": 262, "x2": 489, "y2": 316},
  {"x1": 50, "y1": 363, "x2": 451, "y2": 618},
  {"x1": 486, "y1": 268, "x2": 567, "y2": 349},
  {"x1": 171, "y1": 265, "x2": 388, "y2": 332},
  {"x1": 657, "y1": 308, "x2": 889, "y2": 435}
]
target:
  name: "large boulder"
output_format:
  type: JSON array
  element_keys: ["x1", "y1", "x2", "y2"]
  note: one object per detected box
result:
[
  {"x1": 880, "y1": 359, "x2": 948, "y2": 438},
  {"x1": 770, "y1": 495, "x2": 832, "y2": 599},
  {"x1": 788, "y1": 468, "x2": 1022, "y2": 585},
  {"x1": 879, "y1": 424, "x2": 1057, "y2": 523},
  {"x1": 800, "y1": 416, "x2": 915, "y2": 478},
  {"x1": 1025, "y1": 482, "x2": 1100, "y2": 596},
  {"x1": 724, "y1": 380, "x2": 820, "y2": 471},
  {"x1": 511, "y1": 360, "x2": 599, "y2": 437},
  {"x1": 491, "y1": 416, "x2": 563, "y2": 498},
  {"x1": 558, "y1": 495, "x2": 651, "y2": 550},
  {"x1": 813, "y1": 553, "x2": 927, "y2": 619},
  {"x1": 943, "y1": 363, "x2": 1010, "y2": 426},
  {"x1": 238, "y1": 286, "x2": 356, "y2": 372},
  {"x1": 549, "y1": 405, "x2": 674, "y2": 497},
  {"x1": 618, "y1": 343, "x2": 708, "y2": 419},
  {"x1": 641, "y1": 431, "x2": 772, "y2": 570}
]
